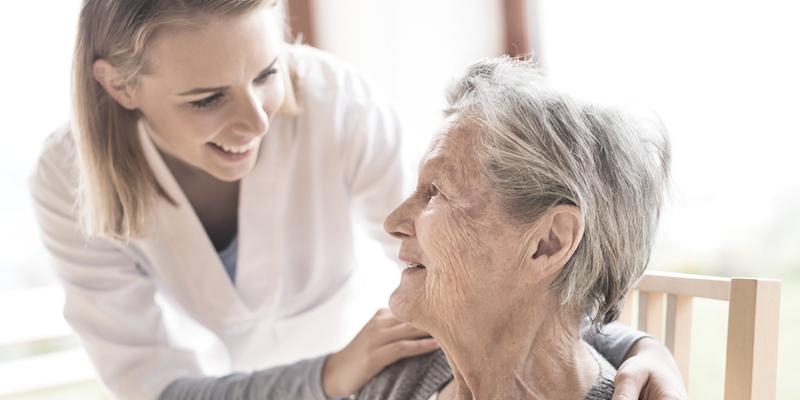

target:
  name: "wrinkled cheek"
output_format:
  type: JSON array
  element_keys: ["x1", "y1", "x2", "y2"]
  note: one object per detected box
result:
[
  {"x1": 421, "y1": 260, "x2": 464, "y2": 322},
  {"x1": 418, "y1": 212, "x2": 488, "y2": 322}
]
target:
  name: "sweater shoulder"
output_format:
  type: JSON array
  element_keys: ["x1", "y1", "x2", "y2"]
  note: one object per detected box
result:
[
  {"x1": 585, "y1": 343, "x2": 617, "y2": 400},
  {"x1": 356, "y1": 350, "x2": 452, "y2": 400}
]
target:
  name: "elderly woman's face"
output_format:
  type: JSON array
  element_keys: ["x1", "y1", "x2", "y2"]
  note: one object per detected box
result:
[{"x1": 384, "y1": 121, "x2": 537, "y2": 332}]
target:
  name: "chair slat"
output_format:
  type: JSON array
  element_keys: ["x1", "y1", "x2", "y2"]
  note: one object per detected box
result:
[
  {"x1": 638, "y1": 271, "x2": 730, "y2": 301},
  {"x1": 644, "y1": 292, "x2": 667, "y2": 342},
  {"x1": 723, "y1": 278, "x2": 781, "y2": 400},
  {"x1": 665, "y1": 294, "x2": 692, "y2": 386},
  {"x1": 618, "y1": 290, "x2": 637, "y2": 327}
]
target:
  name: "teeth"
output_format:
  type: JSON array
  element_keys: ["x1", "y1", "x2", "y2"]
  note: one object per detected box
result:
[{"x1": 213, "y1": 140, "x2": 256, "y2": 154}]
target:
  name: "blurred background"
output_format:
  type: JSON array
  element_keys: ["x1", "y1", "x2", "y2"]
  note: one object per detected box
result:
[{"x1": 1, "y1": 0, "x2": 797, "y2": 398}]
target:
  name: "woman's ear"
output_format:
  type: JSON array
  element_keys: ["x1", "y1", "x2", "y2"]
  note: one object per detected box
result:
[
  {"x1": 93, "y1": 59, "x2": 138, "y2": 110},
  {"x1": 529, "y1": 205, "x2": 585, "y2": 271}
]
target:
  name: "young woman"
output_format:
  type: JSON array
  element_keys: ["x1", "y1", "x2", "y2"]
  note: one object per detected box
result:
[{"x1": 30, "y1": 1, "x2": 687, "y2": 399}]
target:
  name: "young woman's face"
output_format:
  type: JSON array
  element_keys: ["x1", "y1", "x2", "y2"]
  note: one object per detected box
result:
[{"x1": 134, "y1": 6, "x2": 285, "y2": 182}]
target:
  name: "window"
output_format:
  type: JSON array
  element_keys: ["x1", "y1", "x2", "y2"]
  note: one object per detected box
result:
[{"x1": 530, "y1": 1, "x2": 799, "y2": 397}]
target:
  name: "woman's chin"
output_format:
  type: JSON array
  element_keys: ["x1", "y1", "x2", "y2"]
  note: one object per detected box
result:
[
  {"x1": 390, "y1": 266, "x2": 436, "y2": 322},
  {"x1": 205, "y1": 161, "x2": 255, "y2": 182},
  {"x1": 388, "y1": 285, "x2": 420, "y2": 323}
]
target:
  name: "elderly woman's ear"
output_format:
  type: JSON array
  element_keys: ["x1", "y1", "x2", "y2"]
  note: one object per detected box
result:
[{"x1": 529, "y1": 205, "x2": 585, "y2": 271}]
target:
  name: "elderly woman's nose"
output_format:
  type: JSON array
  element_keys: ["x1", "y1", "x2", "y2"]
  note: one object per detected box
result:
[{"x1": 384, "y1": 201, "x2": 415, "y2": 239}]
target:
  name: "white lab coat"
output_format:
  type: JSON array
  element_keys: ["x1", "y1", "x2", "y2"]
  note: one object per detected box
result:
[{"x1": 29, "y1": 45, "x2": 403, "y2": 400}]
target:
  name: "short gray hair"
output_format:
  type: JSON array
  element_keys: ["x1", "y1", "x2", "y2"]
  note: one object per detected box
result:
[{"x1": 445, "y1": 57, "x2": 670, "y2": 328}]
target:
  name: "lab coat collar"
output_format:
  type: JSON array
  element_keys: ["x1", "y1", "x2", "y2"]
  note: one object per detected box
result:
[{"x1": 136, "y1": 120, "x2": 288, "y2": 326}]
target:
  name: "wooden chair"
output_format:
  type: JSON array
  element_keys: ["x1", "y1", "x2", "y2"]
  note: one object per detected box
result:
[{"x1": 618, "y1": 271, "x2": 781, "y2": 400}]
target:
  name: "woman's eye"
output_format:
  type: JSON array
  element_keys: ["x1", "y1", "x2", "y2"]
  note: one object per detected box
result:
[
  {"x1": 254, "y1": 68, "x2": 278, "y2": 84},
  {"x1": 190, "y1": 93, "x2": 224, "y2": 109}
]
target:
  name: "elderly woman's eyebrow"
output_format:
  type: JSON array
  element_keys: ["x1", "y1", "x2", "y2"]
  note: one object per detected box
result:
[{"x1": 419, "y1": 156, "x2": 463, "y2": 191}]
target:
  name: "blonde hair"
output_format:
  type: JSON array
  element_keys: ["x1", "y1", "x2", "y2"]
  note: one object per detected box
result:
[{"x1": 72, "y1": 0, "x2": 297, "y2": 240}]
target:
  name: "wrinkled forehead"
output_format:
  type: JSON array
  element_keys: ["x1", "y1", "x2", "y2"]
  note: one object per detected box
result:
[{"x1": 419, "y1": 120, "x2": 486, "y2": 187}]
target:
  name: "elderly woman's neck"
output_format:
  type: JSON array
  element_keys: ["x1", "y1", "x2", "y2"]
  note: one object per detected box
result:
[{"x1": 437, "y1": 302, "x2": 599, "y2": 400}]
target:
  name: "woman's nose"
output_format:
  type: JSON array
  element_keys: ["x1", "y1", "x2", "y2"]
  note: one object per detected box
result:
[
  {"x1": 233, "y1": 90, "x2": 269, "y2": 136},
  {"x1": 384, "y1": 199, "x2": 415, "y2": 239}
]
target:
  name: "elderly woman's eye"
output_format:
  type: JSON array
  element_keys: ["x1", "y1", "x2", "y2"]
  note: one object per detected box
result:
[{"x1": 427, "y1": 185, "x2": 441, "y2": 200}]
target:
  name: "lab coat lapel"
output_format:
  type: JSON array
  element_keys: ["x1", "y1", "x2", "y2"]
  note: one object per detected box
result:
[
  {"x1": 137, "y1": 122, "x2": 254, "y2": 325},
  {"x1": 236, "y1": 115, "x2": 292, "y2": 316}
]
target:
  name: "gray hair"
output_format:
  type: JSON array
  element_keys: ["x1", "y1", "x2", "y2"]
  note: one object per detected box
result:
[{"x1": 445, "y1": 57, "x2": 670, "y2": 328}]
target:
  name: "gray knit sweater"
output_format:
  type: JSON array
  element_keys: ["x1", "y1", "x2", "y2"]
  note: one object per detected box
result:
[
  {"x1": 160, "y1": 325, "x2": 636, "y2": 399},
  {"x1": 356, "y1": 343, "x2": 616, "y2": 400}
]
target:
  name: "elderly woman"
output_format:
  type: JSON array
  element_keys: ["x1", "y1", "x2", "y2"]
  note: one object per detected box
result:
[{"x1": 359, "y1": 57, "x2": 671, "y2": 400}]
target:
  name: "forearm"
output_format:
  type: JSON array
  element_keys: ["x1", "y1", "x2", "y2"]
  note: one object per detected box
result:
[{"x1": 158, "y1": 355, "x2": 329, "y2": 400}]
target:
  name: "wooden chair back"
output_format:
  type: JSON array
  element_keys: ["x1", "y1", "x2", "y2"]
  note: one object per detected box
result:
[{"x1": 618, "y1": 271, "x2": 781, "y2": 400}]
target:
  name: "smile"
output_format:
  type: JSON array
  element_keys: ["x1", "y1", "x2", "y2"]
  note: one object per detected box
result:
[{"x1": 209, "y1": 140, "x2": 257, "y2": 154}]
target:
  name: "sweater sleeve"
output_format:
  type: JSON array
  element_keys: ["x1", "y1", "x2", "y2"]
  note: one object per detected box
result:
[
  {"x1": 158, "y1": 355, "x2": 329, "y2": 400},
  {"x1": 582, "y1": 321, "x2": 651, "y2": 368}
]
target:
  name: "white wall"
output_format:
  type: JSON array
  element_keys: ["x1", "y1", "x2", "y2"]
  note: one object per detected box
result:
[
  {"x1": 0, "y1": 2, "x2": 80, "y2": 289},
  {"x1": 532, "y1": 0, "x2": 800, "y2": 277},
  {"x1": 312, "y1": 0, "x2": 505, "y2": 191}
]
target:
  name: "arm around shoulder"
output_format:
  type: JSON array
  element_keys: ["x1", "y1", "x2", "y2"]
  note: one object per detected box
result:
[{"x1": 582, "y1": 321, "x2": 687, "y2": 400}]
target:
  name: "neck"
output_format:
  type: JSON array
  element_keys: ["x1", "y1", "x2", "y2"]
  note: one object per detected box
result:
[
  {"x1": 157, "y1": 148, "x2": 213, "y2": 183},
  {"x1": 436, "y1": 296, "x2": 599, "y2": 400}
]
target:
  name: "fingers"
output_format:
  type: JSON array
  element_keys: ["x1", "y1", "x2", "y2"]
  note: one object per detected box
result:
[
  {"x1": 613, "y1": 337, "x2": 689, "y2": 400},
  {"x1": 366, "y1": 308, "x2": 432, "y2": 346},
  {"x1": 612, "y1": 368, "x2": 646, "y2": 400},
  {"x1": 326, "y1": 309, "x2": 439, "y2": 396},
  {"x1": 366, "y1": 308, "x2": 429, "y2": 337},
  {"x1": 377, "y1": 322, "x2": 431, "y2": 345},
  {"x1": 368, "y1": 308, "x2": 406, "y2": 329},
  {"x1": 374, "y1": 337, "x2": 440, "y2": 367},
  {"x1": 360, "y1": 308, "x2": 438, "y2": 368}
]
